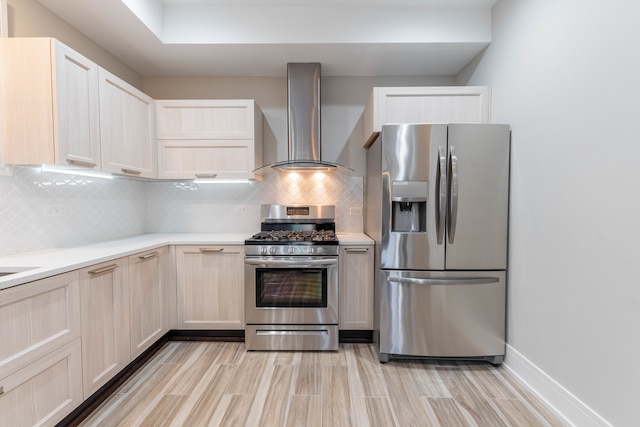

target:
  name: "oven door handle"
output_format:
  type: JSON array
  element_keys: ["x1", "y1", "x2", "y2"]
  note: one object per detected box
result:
[{"x1": 245, "y1": 258, "x2": 338, "y2": 267}]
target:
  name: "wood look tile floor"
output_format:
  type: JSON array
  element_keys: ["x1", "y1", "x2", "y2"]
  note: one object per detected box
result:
[{"x1": 78, "y1": 342, "x2": 567, "y2": 427}]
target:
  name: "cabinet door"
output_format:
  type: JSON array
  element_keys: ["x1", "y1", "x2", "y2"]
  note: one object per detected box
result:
[
  {"x1": 156, "y1": 99, "x2": 257, "y2": 140},
  {"x1": 158, "y1": 139, "x2": 257, "y2": 179},
  {"x1": 0, "y1": 339, "x2": 83, "y2": 427},
  {"x1": 128, "y1": 247, "x2": 169, "y2": 359},
  {"x1": 53, "y1": 40, "x2": 101, "y2": 169},
  {"x1": 0, "y1": 271, "x2": 81, "y2": 381},
  {"x1": 363, "y1": 86, "x2": 490, "y2": 147},
  {"x1": 339, "y1": 246, "x2": 374, "y2": 330},
  {"x1": 79, "y1": 258, "x2": 130, "y2": 397},
  {"x1": 99, "y1": 68, "x2": 157, "y2": 178},
  {"x1": 175, "y1": 245, "x2": 244, "y2": 329},
  {"x1": 0, "y1": 38, "x2": 100, "y2": 167}
]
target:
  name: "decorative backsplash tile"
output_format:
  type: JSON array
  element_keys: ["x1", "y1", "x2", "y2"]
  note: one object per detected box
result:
[
  {"x1": 0, "y1": 166, "x2": 363, "y2": 256},
  {"x1": 145, "y1": 170, "x2": 363, "y2": 233},
  {"x1": 0, "y1": 166, "x2": 147, "y2": 256}
]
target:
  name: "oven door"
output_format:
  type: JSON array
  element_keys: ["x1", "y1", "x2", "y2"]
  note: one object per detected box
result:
[{"x1": 244, "y1": 256, "x2": 338, "y2": 325}]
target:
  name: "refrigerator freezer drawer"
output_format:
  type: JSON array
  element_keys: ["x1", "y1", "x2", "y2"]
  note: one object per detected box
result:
[{"x1": 378, "y1": 270, "x2": 505, "y2": 362}]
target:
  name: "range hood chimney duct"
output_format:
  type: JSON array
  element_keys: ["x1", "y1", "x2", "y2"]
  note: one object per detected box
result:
[
  {"x1": 267, "y1": 62, "x2": 349, "y2": 172},
  {"x1": 288, "y1": 62, "x2": 322, "y2": 164}
]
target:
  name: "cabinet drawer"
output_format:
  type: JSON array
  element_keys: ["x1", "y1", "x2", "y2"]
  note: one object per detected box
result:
[
  {"x1": 0, "y1": 272, "x2": 81, "y2": 380},
  {"x1": 0, "y1": 338, "x2": 83, "y2": 427}
]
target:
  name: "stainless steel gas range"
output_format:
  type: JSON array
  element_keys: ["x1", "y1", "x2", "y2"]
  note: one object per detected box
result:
[{"x1": 244, "y1": 204, "x2": 339, "y2": 351}]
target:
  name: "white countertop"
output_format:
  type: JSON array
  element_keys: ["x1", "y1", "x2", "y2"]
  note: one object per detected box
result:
[{"x1": 0, "y1": 232, "x2": 373, "y2": 291}]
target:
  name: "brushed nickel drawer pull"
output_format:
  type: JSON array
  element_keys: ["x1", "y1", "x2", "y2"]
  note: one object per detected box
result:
[
  {"x1": 195, "y1": 173, "x2": 218, "y2": 178},
  {"x1": 121, "y1": 168, "x2": 142, "y2": 175},
  {"x1": 200, "y1": 248, "x2": 224, "y2": 253},
  {"x1": 67, "y1": 159, "x2": 97, "y2": 168},
  {"x1": 88, "y1": 264, "x2": 118, "y2": 275},
  {"x1": 139, "y1": 251, "x2": 159, "y2": 260},
  {"x1": 344, "y1": 248, "x2": 369, "y2": 253}
]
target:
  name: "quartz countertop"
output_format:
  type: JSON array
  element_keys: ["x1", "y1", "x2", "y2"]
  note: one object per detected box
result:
[{"x1": 0, "y1": 232, "x2": 373, "y2": 291}]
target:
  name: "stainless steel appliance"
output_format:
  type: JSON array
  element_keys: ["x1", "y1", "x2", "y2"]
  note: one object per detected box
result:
[
  {"x1": 255, "y1": 63, "x2": 354, "y2": 175},
  {"x1": 365, "y1": 123, "x2": 510, "y2": 364},
  {"x1": 245, "y1": 204, "x2": 339, "y2": 351}
]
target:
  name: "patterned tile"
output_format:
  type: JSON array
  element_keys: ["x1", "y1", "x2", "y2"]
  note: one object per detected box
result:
[{"x1": 0, "y1": 166, "x2": 364, "y2": 256}]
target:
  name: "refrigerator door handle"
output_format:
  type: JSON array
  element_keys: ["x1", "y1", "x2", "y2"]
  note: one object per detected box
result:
[
  {"x1": 436, "y1": 146, "x2": 448, "y2": 244},
  {"x1": 387, "y1": 276, "x2": 499, "y2": 285},
  {"x1": 448, "y1": 145, "x2": 459, "y2": 243}
]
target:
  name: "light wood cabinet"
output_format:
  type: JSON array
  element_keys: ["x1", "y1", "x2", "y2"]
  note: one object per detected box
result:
[
  {"x1": 0, "y1": 38, "x2": 101, "y2": 168},
  {"x1": 128, "y1": 247, "x2": 170, "y2": 359},
  {"x1": 99, "y1": 68, "x2": 157, "y2": 178},
  {"x1": 175, "y1": 245, "x2": 245, "y2": 329},
  {"x1": 79, "y1": 258, "x2": 130, "y2": 397},
  {"x1": 0, "y1": 271, "x2": 81, "y2": 381},
  {"x1": 156, "y1": 100, "x2": 263, "y2": 180},
  {"x1": 339, "y1": 245, "x2": 374, "y2": 330},
  {"x1": 0, "y1": 339, "x2": 83, "y2": 427},
  {"x1": 0, "y1": 271, "x2": 83, "y2": 426},
  {"x1": 362, "y1": 86, "x2": 490, "y2": 147}
]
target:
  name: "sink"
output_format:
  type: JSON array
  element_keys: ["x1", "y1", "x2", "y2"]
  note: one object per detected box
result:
[{"x1": 0, "y1": 267, "x2": 38, "y2": 277}]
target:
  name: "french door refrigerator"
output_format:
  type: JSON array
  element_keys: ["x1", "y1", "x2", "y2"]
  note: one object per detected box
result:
[{"x1": 365, "y1": 123, "x2": 510, "y2": 364}]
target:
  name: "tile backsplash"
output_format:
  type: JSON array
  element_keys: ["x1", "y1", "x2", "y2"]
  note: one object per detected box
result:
[{"x1": 0, "y1": 166, "x2": 363, "y2": 256}]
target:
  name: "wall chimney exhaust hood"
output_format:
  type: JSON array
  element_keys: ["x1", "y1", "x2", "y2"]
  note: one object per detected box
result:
[{"x1": 258, "y1": 63, "x2": 355, "y2": 175}]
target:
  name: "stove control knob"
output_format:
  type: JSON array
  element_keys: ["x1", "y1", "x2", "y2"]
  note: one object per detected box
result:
[
  {"x1": 260, "y1": 247, "x2": 267, "y2": 255},
  {"x1": 269, "y1": 247, "x2": 276, "y2": 255},
  {"x1": 316, "y1": 247, "x2": 324, "y2": 254},
  {"x1": 307, "y1": 247, "x2": 315, "y2": 254},
  {"x1": 288, "y1": 247, "x2": 296, "y2": 254}
]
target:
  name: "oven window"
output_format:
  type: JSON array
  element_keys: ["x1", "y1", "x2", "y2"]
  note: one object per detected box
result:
[{"x1": 256, "y1": 268, "x2": 327, "y2": 307}]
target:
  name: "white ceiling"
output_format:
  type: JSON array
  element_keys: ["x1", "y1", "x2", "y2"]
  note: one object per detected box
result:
[{"x1": 36, "y1": 0, "x2": 497, "y2": 77}]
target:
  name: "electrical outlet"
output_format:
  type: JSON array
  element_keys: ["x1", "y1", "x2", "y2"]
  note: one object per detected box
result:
[
  {"x1": 183, "y1": 204, "x2": 196, "y2": 213},
  {"x1": 350, "y1": 207, "x2": 362, "y2": 216},
  {"x1": 234, "y1": 205, "x2": 248, "y2": 213},
  {"x1": 44, "y1": 205, "x2": 62, "y2": 217}
]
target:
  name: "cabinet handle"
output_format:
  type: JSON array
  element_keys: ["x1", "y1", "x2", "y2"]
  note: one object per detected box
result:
[
  {"x1": 121, "y1": 168, "x2": 142, "y2": 175},
  {"x1": 139, "y1": 251, "x2": 159, "y2": 260},
  {"x1": 67, "y1": 159, "x2": 97, "y2": 168},
  {"x1": 195, "y1": 173, "x2": 218, "y2": 178},
  {"x1": 88, "y1": 264, "x2": 118, "y2": 275},
  {"x1": 344, "y1": 248, "x2": 369, "y2": 253},
  {"x1": 200, "y1": 248, "x2": 224, "y2": 253}
]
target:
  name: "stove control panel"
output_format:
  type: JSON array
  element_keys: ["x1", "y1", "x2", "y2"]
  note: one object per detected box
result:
[{"x1": 247, "y1": 245, "x2": 338, "y2": 257}]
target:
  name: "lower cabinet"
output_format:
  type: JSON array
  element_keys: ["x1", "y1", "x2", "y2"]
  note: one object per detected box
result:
[
  {"x1": 79, "y1": 258, "x2": 130, "y2": 397},
  {"x1": 128, "y1": 247, "x2": 170, "y2": 359},
  {"x1": 339, "y1": 245, "x2": 374, "y2": 330},
  {"x1": 0, "y1": 339, "x2": 83, "y2": 427},
  {"x1": 0, "y1": 271, "x2": 83, "y2": 426},
  {"x1": 175, "y1": 245, "x2": 245, "y2": 329}
]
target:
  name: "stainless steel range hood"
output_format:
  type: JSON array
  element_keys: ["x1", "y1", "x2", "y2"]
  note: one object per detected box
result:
[{"x1": 261, "y1": 63, "x2": 354, "y2": 174}]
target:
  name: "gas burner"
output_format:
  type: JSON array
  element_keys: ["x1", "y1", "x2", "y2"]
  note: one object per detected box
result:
[{"x1": 247, "y1": 229, "x2": 337, "y2": 244}]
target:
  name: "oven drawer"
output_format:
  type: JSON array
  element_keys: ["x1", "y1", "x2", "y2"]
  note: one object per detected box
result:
[{"x1": 245, "y1": 325, "x2": 338, "y2": 351}]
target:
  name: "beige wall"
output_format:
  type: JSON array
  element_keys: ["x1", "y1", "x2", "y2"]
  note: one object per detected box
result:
[{"x1": 6, "y1": 0, "x2": 141, "y2": 88}]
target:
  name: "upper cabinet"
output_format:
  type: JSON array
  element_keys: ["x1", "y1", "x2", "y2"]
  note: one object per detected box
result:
[
  {"x1": 362, "y1": 86, "x2": 490, "y2": 147},
  {"x1": 0, "y1": 37, "x2": 157, "y2": 178},
  {"x1": 156, "y1": 100, "x2": 263, "y2": 180},
  {"x1": 0, "y1": 38, "x2": 101, "y2": 168},
  {"x1": 99, "y1": 68, "x2": 157, "y2": 179}
]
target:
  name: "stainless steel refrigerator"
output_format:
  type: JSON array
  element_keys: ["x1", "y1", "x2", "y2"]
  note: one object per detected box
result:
[{"x1": 365, "y1": 123, "x2": 510, "y2": 364}]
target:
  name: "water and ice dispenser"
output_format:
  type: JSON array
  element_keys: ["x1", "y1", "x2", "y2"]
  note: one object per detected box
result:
[{"x1": 391, "y1": 181, "x2": 427, "y2": 233}]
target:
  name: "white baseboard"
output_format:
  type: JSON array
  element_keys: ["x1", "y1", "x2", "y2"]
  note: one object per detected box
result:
[{"x1": 504, "y1": 345, "x2": 612, "y2": 427}]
